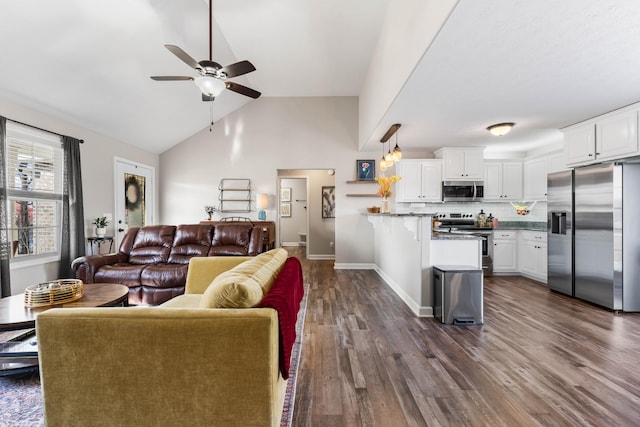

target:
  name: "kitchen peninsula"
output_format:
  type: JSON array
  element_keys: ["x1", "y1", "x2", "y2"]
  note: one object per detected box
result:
[{"x1": 367, "y1": 213, "x2": 481, "y2": 317}]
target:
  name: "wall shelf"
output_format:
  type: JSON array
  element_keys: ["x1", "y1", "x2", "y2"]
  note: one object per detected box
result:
[
  {"x1": 346, "y1": 180, "x2": 378, "y2": 197},
  {"x1": 218, "y1": 178, "x2": 252, "y2": 212}
]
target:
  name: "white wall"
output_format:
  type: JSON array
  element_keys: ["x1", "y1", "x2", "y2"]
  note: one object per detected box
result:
[
  {"x1": 0, "y1": 99, "x2": 159, "y2": 293},
  {"x1": 359, "y1": 0, "x2": 459, "y2": 148},
  {"x1": 159, "y1": 97, "x2": 379, "y2": 265}
]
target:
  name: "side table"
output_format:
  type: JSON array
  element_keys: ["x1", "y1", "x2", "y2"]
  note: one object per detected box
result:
[
  {"x1": 0, "y1": 283, "x2": 128, "y2": 376},
  {"x1": 87, "y1": 236, "x2": 114, "y2": 254}
]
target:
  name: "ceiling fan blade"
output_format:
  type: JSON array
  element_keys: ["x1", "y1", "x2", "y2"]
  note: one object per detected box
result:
[
  {"x1": 202, "y1": 94, "x2": 215, "y2": 102},
  {"x1": 165, "y1": 44, "x2": 200, "y2": 70},
  {"x1": 221, "y1": 60, "x2": 256, "y2": 78},
  {"x1": 150, "y1": 76, "x2": 194, "y2": 81},
  {"x1": 225, "y1": 82, "x2": 261, "y2": 99}
]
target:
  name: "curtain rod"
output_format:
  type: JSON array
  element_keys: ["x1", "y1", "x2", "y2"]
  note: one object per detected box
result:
[{"x1": 7, "y1": 118, "x2": 84, "y2": 143}]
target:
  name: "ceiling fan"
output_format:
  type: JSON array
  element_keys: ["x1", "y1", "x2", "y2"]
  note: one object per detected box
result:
[{"x1": 150, "y1": 0, "x2": 261, "y2": 102}]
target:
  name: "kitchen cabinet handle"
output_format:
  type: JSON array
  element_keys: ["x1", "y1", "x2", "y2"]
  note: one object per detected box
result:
[{"x1": 588, "y1": 153, "x2": 593, "y2": 157}]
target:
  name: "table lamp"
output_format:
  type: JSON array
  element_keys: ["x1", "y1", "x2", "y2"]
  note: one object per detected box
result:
[{"x1": 257, "y1": 193, "x2": 268, "y2": 220}]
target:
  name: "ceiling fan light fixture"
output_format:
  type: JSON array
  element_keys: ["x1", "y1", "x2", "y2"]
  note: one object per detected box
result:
[
  {"x1": 487, "y1": 122, "x2": 515, "y2": 137},
  {"x1": 194, "y1": 76, "x2": 225, "y2": 97}
]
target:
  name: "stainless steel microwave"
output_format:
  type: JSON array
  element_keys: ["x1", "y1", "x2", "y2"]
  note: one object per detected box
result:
[{"x1": 442, "y1": 181, "x2": 484, "y2": 202}]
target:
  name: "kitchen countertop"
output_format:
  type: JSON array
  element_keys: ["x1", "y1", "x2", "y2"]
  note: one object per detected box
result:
[
  {"x1": 431, "y1": 234, "x2": 482, "y2": 241},
  {"x1": 495, "y1": 221, "x2": 546, "y2": 231},
  {"x1": 366, "y1": 212, "x2": 435, "y2": 217},
  {"x1": 365, "y1": 213, "x2": 547, "y2": 231}
]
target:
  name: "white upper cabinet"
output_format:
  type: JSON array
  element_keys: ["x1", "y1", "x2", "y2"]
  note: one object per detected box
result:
[
  {"x1": 596, "y1": 109, "x2": 639, "y2": 161},
  {"x1": 483, "y1": 160, "x2": 522, "y2": 201},
  {"x1": 564, "y1": 125, "x2": 596, "y2": 165},
  {"x1": 395, "y1": 159, "x2": 443, "y2": 203},
  {"x1": 564, "y1": 106, "x2": 639, "y2": 167},
  {"x1": 435, "y1": 147, "x2": 484, "y2": 181},
  {"x1": 523, "y1": 157, "x2": 548, "y2": 201},
  {"x1": 521, "y1": 152, "x2": 566, "y2": 201}
]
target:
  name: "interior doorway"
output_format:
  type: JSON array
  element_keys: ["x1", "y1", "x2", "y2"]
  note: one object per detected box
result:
[
  {"x1": 278, "y1": 177, "x2": 308, "y2": 255},
  {"x1": 277, "y1": 169, "x2": 335, "y2": 260}
]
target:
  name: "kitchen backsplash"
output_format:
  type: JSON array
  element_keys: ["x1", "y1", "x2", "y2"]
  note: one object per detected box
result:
[{"x1": 394, "y1": 201, "x2": 547, "y2": 222}]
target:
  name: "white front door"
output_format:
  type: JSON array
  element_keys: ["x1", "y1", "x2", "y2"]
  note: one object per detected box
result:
[{"x1": 114, "y1": 158, "x2": 155, "y2": 248}]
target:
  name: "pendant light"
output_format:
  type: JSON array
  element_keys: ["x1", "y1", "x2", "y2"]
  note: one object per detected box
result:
[
  {"x1": 392, "y1": 131, "x2": 402, "y2": 162},
  {"x1": 380, "y1": 123, "x2": 402, "y2": 168},
  {"x1": 380, "y1": 141, "x2": 388, "y2": 171},
  {"x1": 385, "y1": 143, "x2": 394, "y2": 164}
]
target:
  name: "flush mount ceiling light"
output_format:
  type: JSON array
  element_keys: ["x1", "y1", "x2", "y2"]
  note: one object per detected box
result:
[{"x1": 487, "y1": 122, "x2": 515, "y2": 136}]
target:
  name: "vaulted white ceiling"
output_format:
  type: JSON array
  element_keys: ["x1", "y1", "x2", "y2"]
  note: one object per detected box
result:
[{"x1": 1, "y1": 0, "x2": 640, "y2": 156}]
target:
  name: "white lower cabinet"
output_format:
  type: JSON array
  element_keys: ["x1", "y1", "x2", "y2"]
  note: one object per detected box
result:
[
  {"x1": 517, "y1": 230, "x2": 547, "y2": 283},
  {"x1": 492, "y1": 231, "x2": 517, "y2": 272}
]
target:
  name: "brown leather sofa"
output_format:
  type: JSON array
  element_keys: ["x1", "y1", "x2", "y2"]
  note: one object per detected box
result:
[{"x1": 71, "y1": 223, "x2": 264, "y2": 305}]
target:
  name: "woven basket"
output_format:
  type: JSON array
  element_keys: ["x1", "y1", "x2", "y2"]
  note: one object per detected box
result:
[{"x1": 24, "y1": 279, "x2": 84, "y2": 308}]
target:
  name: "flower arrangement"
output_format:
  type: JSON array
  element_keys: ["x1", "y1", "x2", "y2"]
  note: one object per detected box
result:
[
  {"x1": 93, "y1": 216, "x2": 109, "y2": 228},
  {"x1": 375, "y1": 175, "x2": 402, "y2": 198},
  {"x1": 204, "y1": 205, "x2": 217, "y2": 220}
]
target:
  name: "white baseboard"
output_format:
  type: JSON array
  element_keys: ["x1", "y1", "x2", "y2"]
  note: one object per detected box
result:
[
  {"x1": 333, "y1": 263, "x2": 376, "y2": 270},
  {"x1": 373, "y1": 266, "x2": 433, "y2": 317},
  {"x1": 307, "y1": 254, "x2": 335, "y2": 260}
]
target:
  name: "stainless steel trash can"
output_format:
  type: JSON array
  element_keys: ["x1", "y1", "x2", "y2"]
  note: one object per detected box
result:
[{"x1": 433, "y1": 265, "x2": 483, "y2": 325}]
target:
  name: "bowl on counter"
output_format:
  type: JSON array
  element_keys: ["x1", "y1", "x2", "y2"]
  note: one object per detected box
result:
[{"x1": 367, "y1": 206, "x2": 380, "y2": 214}]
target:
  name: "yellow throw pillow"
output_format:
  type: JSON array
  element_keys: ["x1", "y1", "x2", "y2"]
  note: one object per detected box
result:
[{"x1": 199, "y1": 248, "x2": 288, "y2": 308}]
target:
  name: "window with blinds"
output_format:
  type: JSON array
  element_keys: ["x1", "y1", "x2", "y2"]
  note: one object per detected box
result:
[{"x1": 5, "y1": 122, "x2": 63, "y2": 259}]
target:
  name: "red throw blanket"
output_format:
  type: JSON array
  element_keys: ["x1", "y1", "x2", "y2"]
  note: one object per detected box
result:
[{"x1": 256, "y1": 257, "x2": 304, "y2": 379}]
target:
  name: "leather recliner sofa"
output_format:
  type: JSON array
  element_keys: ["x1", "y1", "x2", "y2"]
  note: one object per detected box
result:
[{"x1": 71, "y1": 223, "x2": 263, "y2": 305}]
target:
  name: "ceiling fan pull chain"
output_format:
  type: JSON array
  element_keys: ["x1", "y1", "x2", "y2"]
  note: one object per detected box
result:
[{"x1": 209, "y1": 100, "x2": 214, "y2": 132}]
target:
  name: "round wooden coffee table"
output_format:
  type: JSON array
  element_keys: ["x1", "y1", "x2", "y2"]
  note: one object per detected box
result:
[{"x1": 0, "y1": 283, "x2": 128, "y2": 376}]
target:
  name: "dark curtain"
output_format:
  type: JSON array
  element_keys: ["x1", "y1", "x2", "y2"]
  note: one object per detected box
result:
[
  {"x1": 58, "y1": 136, "x2": 85, "y2": 278},
  {"x1": 0, "y1": 117, "x2": 10, "y2": 297}
]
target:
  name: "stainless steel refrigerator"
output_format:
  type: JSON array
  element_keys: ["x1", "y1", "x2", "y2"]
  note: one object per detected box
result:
[
  {"x1": 548, "y1": 163, "x2": 640, "y2": 311},
  {"x1": 547, "y1": 170, "x2": 573, "y2": 297}
]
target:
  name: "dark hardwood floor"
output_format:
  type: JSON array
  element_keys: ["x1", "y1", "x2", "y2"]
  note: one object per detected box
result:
[{"x1": 286, "y1": 248, "x2": 640, "y2": 426}]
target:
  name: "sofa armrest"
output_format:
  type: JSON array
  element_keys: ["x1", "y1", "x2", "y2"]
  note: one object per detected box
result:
[
  {"x1": 37, "y1": 307, "x2": 286, "y2": 427},
  {"x1": 184, "y1": 256, "x2": 252, "y2": 294},
  {"x1": 71, "y1": 253, "x2": 128, "y2": 283},
  {"x1": 248, "y1": 226, "x2": 263, "y2": 255}
]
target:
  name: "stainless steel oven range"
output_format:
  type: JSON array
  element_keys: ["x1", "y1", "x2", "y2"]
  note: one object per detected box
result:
[{"x1": 435, "y1": 212, "x2": 493, "y2": 276}]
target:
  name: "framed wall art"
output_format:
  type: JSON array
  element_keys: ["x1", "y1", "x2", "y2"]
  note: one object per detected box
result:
[
  {"x1": 280, "y1": 187, "x2": 291, "y2": 202},
  {"x1": 280, "y1": 203, "x2": 291, "y2": 217},
  {"x1": 356, "y1": 160, "x2": 375, "y2": 181},
  {"x1": 322, "y1": 186, "x2": 335, "y2": 218}
]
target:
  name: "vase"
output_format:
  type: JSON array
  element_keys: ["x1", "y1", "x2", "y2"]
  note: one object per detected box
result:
[
  {"x1": 381, "y1": 198, "x2": 390, "y2": 214},
  {"x1": 96, "y1": 227, "x2": 106, "y2": 237}
]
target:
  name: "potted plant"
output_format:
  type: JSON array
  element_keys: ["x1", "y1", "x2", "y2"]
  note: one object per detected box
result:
[{"x1": 93, "y1": 216, "x2": 109, "y2": 237}]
